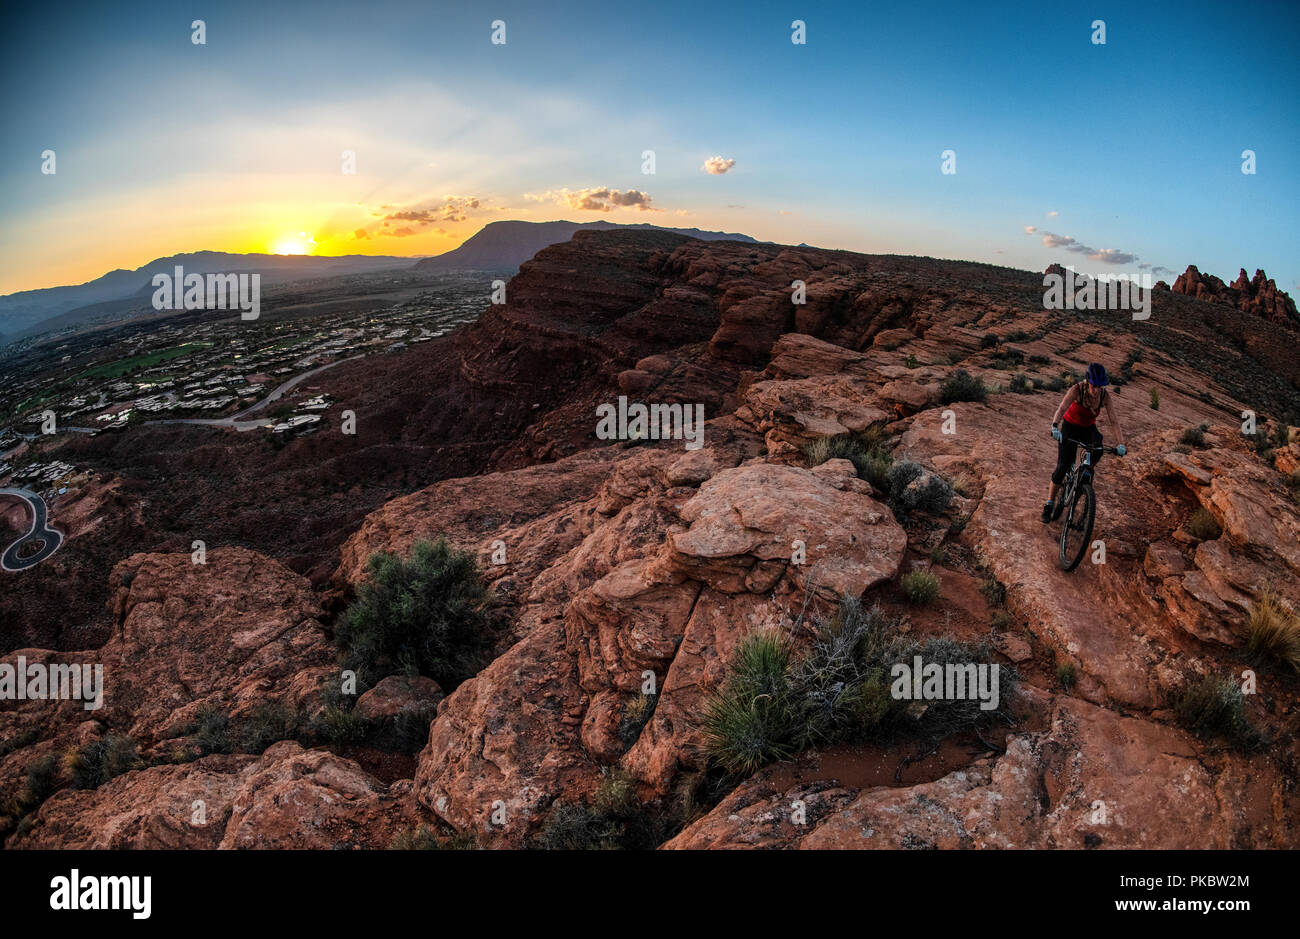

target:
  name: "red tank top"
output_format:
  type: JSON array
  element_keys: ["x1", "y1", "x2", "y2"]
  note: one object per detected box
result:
[{"x1": 1063, "y1": 382, "x2": 1105, "y2": 426}]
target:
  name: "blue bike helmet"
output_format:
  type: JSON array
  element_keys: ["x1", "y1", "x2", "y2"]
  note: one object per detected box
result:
[{"x1": 1085, "y1": 362, "x2": 1109, "y2": 387}]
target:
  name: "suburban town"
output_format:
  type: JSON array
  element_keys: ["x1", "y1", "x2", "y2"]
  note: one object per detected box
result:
[{"x1": 0, "y1": 270, "x2": 487, "y2": 497}]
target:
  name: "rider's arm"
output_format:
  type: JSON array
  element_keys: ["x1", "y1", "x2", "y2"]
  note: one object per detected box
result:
[
  {"x1": 1051, "y1": 385, "x2": 1077, "y2": 425},
  {"x1": 1104, "y1": 394, "x2": 1125, "y2": 448}
]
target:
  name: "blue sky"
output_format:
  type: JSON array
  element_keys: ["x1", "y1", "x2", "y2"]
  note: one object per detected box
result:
[{"x1": 2, "y1": 0, "x2": 1297, "y2": 294}]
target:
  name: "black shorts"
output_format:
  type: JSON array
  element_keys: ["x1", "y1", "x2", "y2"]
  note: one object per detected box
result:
[{"x1": 1052, "y1": 420, "x2": 1102, "y2": 485}]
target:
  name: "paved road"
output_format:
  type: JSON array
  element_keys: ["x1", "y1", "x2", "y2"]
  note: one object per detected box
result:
[
  {"x1": 0, "y1": 487, "x2": 63, "y2": 572},
  {"x1": 144, "y1": 355, "x2": 363, "y2": 430}
]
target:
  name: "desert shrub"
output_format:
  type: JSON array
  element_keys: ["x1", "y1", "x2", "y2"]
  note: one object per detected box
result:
[
  {"x1": 64, "y1": 735, "x2": 139, "y2": 790},
  {"x1": 699, "y1": 631, "x2": 795, "y2": 776},
  {"x1": 887, "y1": 462, "x2": 953, "y2": 517},
  {"x1": 940, "y1": 369, "x2": 987, "y2": 404},
  {"x1": 901, "y1": 570, "x2": 941, "y2": 605},
  {"x1": 1245, "y1": 590, "x2": 1300, "y2": 674},
  {"x1": 979, "y1": 333, "x2": 999, "y2": 349},
  {"x1": 949, "y1": 472, "x2": 974, "y2": 497},
  {"x1": 1174, "y1": 676, "x2": 1264, "y2": 749},
  {"x1": 701, "y1": 597, "x2": 1016, "y2": 776},
  {"x1": 1056, "y1": 662, "x2": 1077, "y2": 689},
  {"x1": 1186, "y1": 508, "x2": 1221, "y2": 540},
  {"x1": 316, "y1": 704, "x2": 371, "y2": 745},
  {"x1": 1028, "y1": 354, "x2": 1050, "y2": 365},
  {"x1": 617, "y1": 693, "x2": 657, "y2": 750},
  {"x1": 336, "y1": 538, "x2": 493, "y2": 690},
  {"x1": 904, "y1": 353, "x2": 918, "y2": 369},
  {"x1": 861, "y1": 449, "x2": 895, "y2": 495},
  {"x1": 1009, "y1": 373, "x2": 1032, "y2": 394},
  {"x1": 785, "y1": 598, "x2": 899, "y2": 747},
  {"x1": 237, "y1": 702, "x2": 295, "y2": 754},
  {"x1": 929, "y1": 544, "x2": 946, "y2": 564},
  {"x1": 2, "y1": 755, "x2": 57, "y2": 822},
  {"x1": 989, "y1": 611, "x2": 1011, "y2": 630},
  {"x1": 191, "y1": 708, "x2": 234, "y2": 754},
  {"x1": 1041, "y1": 374, "x2": 1070, "y2": 393},
  {"x1": 980, "y1": 573, "x2": 1007, "y2": 608},
  {"x1": 1149, "y1": 388, "x2": 1160, "y2": 410},
  {"x1": 1180, "y1": 424, "x2": 1207, "y2": 447},
  {"x1": 989, "y1": 348, "x2": 1025, "y2": 369},
  {"x1": 0, "y1": 728, "x2": 39, "y2": 760},
  {"x1": 886, "y1": 459, "x2": 923, "y2": 495},
  {"x1": 803, "y1": 433, "x2": 864, "y2": 470},
  {"x1": 804, "y1": 431, "x2": 894, "y2": 495},
  {"x1": 534, "y1": 769, "x2": 665, "y2": 850}
]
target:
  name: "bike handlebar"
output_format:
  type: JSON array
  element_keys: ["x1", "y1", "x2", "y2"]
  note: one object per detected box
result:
[{"x1": 1055, "y1": 432, "x2": 1123, "y2": 455}]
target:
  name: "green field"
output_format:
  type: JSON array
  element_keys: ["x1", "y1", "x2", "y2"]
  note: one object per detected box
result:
[{"x1": 77, "y1": 342, "x2": 213, "y2": 381}]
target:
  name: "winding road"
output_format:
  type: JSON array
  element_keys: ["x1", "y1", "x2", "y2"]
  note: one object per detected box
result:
[
  {"x1": 0, "y1": 487, "x2": 63, "y2": 572},
  {"x1": 143, "y1": 355, "x2": 364, "y2": 431}
]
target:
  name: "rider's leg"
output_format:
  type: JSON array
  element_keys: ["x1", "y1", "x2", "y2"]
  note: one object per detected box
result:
[
  {"x1": 1044, "y1": 428, "x2": 1077, "y2": 522},
  {"x1": 1089, "y1": 425, "x2": 1103, "y2": 469}
]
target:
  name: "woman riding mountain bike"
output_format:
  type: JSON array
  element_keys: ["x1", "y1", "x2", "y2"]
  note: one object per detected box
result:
[{"x1": 1042, "y1": 362, "x2": 1128, "y2": 523}]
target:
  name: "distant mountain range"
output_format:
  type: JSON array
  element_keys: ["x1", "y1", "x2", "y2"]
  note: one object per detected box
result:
[
  {"x1": 413, "y1": 220, "x2": 757, "y2": 272},
  {"x1": 0, "y1": 221, "x2": 758, "y2": 344},
  {"x1": 0, "y1": 252, "x2": 415, "y2": 343}
]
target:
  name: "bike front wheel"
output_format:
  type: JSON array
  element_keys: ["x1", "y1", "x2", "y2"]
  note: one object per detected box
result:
[{"x1": 1059, "y1": 482, "x2": 1095, "y2": 572}]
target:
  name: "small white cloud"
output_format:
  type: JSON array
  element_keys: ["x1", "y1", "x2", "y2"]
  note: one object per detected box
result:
[
  {"x1": 1048, "y1": 210, "x2": 1059, "y2": 217},
  {"x1": 702, "y1": 156, "x2": 736, "y2": 175},
  {"x1": 1023, "y1": 225, "x2": 1037, "y2": 234}
]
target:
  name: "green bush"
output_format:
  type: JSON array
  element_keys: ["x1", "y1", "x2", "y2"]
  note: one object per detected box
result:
[
  {"x1": 336, "y1": 538, "x2": 494, "y2": 691},
  {"x1": 191, "y1": 708, "x2": 234, "y2": 754},
  {"x1": 700, "y1": 597, "x2": 1016, "y2": 776},
  {"x1": 804, "y1": 431, "x2": 894, "y2": 495},
  {"x1": 1056, "y1": 662, "x2": 1077, "y2": 689},
  {"x1": 316, "y1": 704, "x2": 372, "y2": 745},
  {"x1": 1009, "y1": 373, "x2": 1032, "y2": 394},
  {"x1": 1174, "y1": 676, "x2": 1264, "y2": 749},
  {"x1": 1180, "y1": 424, "x2": 1207, "y2": 447},
  {"x1": 534, "y1": 770, "x2": 666, "y2": 850},
  {"x1": 2, "y1": 755, "x2": 57, "y2": 823},
  {"x1": 886, "y1": 462, "x2": 954, "y2": 517},
  {"x1": 1149, "y1": 388, "x2": 1160, "y2": 410},
  {"x1": 617, "y1": 693, "x2": 657, "y2": 750},
  {"x1": 904, "y1": 353, "x2": 918, "y2": 369},
  {"x1": 940, "y1": 369, "x2": 987, "y2": 404},
  {"x1": 237, "y1": 702, "x2": 296, "y2": 754},
  {"x1": 901, "y1": 570, "x2": 941, "y2": 605},
  {"x1": 979, "y1": 333, "x2": 999, "y2": 349},
  {"x1": 64, "y1": 735, "x2": 139, "y2": 790},
  {"x1": 699, "y1": 631, "x2": 795, "y2": 775}
]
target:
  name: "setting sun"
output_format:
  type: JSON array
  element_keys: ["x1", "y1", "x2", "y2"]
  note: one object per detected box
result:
[{"x1": 271, "y1": 232, "x2": 316, "y2": 255}]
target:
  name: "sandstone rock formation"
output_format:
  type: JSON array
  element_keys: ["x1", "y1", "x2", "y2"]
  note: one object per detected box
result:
[
  {"x1": 6, "y1": 230, "x2": 1298, "y2": 850},
  {"x1": 1171, "y1": 264, "x2": 1298, "y2": 326}
]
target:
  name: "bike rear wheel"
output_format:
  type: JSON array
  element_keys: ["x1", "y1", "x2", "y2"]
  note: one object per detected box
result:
[{"x1": 1059, "y1": 482, "x2": 1095, "y2": 572}]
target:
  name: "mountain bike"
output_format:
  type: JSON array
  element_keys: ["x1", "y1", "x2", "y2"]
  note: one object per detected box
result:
[{"x1": 1054, "y1": 434, "x2": 1122, "y2": 572}]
